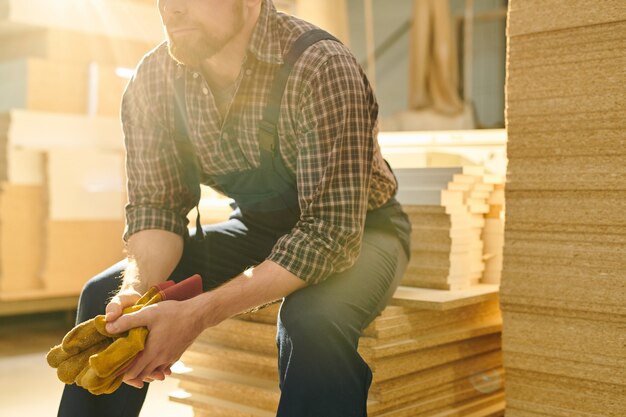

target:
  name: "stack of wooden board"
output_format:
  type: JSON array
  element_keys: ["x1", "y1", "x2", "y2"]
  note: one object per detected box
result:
[
  {"x1": 0, "y1": 0, "x2": 162, "y2": 299},
  {"x1": 502, "y1": 1, "x2": 626, "y2": 415},
  {"x1": 171, "y1": 286, "x2": 505, "y2": 416},
  {"x1": 394, "y1": 167, "x2": 503, "y2": 290},
  {"x1": 481, "y1": 184, "x2": 504, "y2": 285}
]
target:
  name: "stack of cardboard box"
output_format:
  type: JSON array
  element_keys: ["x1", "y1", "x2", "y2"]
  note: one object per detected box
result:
[
  {"x1": 502, "y1": 1, "x2": 626, "y2": 415},
  {"x1": 0, "y1": 0, "x2": 161, "y2": 297}
]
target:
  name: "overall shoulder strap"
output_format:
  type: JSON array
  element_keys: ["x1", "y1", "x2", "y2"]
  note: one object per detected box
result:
[{"x1": 258, "y1": 29, "x2": 341, "y2": 154}]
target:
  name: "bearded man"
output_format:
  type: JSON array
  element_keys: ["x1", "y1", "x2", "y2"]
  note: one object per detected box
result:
[{"x1": 57, "y1": 1, "x2": 410, "y2": 416}]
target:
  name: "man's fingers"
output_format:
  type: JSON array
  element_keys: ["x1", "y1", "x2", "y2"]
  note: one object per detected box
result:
[
  {"x1": 124, "y1": 378, "x2": 144, "y2": 389},
  {"x1": 105, "y1": 291, "x2": 141, "y2": 321},
  {"x1": 122, "y1": 343, "x2": 166, "y2": 382},
  {"x1": 104, "y1": 299, "x2": 121, "y2": 321},
  {"x1": 106, "y1": 308, "x2": 150, "y2": 334},
  {"x1": 156, "y1": 363, "x2": 173, "y2": 376},
  {"x1": 147, "y1": 370, "x2": 165, "y2": 381},
  {"x1": 136, "y1": 359, "x2": 166, "y2": 382},
  {"x1": 123, "y1": 349, "x2": 152, "y2": 382},
  {"x1": 148, "y1": 363, "x2": 172, "y2": 381}
]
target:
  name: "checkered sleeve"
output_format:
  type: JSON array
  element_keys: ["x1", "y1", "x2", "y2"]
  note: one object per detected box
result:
[
  {"x1": 267, "y1": 53, "x2": 377, "y2": 284},
  {"x1": 122, "y1": 60, "x2": 198, "y2": 242}
]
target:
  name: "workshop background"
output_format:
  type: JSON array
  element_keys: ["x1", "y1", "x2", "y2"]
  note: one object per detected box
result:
[{"x1": 0, "y1": 0, "x2": 623, "y2": 416}]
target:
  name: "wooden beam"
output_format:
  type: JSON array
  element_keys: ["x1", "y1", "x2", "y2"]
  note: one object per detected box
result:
[
  {"x1": 391, "y1": 284, "x2": 499, "y2": 310},
  {"x1": 0, "y1": 291, "x2": 77, "y2": 316}
]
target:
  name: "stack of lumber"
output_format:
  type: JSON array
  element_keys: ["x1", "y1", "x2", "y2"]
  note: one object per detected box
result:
[
  {"x1": 502, "y1": 1, "x2": 626, "y2": 415},
  {"x1": 0, "y1": 0, "x2": 162, "y2": 299},
  {"x1": 394, "y1": 167, "x2": 503, "y2": 290},
  {"x1": 171, "y1": 287, "x2": 505, "y2": 416},
  {"x1": 481, "y1": 184, "x2": 504, "y2": 285}
]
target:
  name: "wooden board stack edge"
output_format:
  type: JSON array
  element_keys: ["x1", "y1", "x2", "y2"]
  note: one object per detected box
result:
[
  {"x1": 170, "y1": 293, "x2": 504, "y2": 416},
  {"x1": 395, "y1": 167, "x2": 504, "y2": 291},
  {"x1": 502, "y1": 1, "x2": 626, "y2": 415}
]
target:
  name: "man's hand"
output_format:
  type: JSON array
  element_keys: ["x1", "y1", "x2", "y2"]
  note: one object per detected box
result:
[
  {"x1": 102, "y1": 259, "x2": 306, "y2": 389},
  {"x1": 105, "y1": 289, "x2": 142, "y2": 323},
  {"x1": 105, "y1": 299, "x2": 203, "y2": 389}
]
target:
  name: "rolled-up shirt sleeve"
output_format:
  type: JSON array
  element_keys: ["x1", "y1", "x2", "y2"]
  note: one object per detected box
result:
[
  {"x1": 122, "y1": 63, "x2": 198, "y2": 242},
  {"x1": 267, "y1": 53, "x2": 378, "y2": 285}
]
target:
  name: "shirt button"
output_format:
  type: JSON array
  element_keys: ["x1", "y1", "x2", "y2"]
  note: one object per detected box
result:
[
  {"x1": 222, "y1": 132, "x2": 230, "y2": 140},
  {"x1": 202, "y1": 87, "x2": 209, "y2": 95},
  {"x1": 193, "y1": 72, "x2": 199, "y2": 79},
  {"x1": 245, "y1": 68, "x2": 253, "y2": 76}
]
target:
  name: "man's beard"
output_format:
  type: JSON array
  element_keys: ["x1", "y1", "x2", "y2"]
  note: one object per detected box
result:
[{"x1": 166, "y1": 2, "x2": 244, "y2": 69}]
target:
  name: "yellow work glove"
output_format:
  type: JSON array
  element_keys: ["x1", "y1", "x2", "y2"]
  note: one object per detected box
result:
[
  {"x1": 46, "y1": 285, "x2": 166, "y2": 374},
  {"x1": 46, "y1": 282, "x2": 171, "y2": 381},
  {"x1": 74, "y1": 326, "x2": 150, "y2": 394},
  {"x1": 46, "y1": 281, "x2": 165, "y2": 368},
  {"x1": 47, "y1": 274, "x2": 202, "y2": 394}
]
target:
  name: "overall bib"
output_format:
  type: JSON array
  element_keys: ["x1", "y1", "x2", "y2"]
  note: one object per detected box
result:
[{"x1": 58, "y1": 29, "x2": 411, "y2": 417}]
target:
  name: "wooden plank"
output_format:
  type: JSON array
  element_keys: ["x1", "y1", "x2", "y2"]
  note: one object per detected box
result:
[
  {"x1": 370, "y1": 351, "x2": 503, "y2": 403},
  {"x1": 506, "y1": 368, "x2": 626, "y2": 402},
  {"x1": 198, "y1": 319, "x2": 277, "y2": 356},
  {"x1": 502, "y1": 311, "x2": 626, "y2": 358},
  {"x1": 368, "y1": 334, "x2": 501, "y2": 382},
  {"x1": 505, "y1": 378, "x2": 624, "y2": 416},
  {"x1": 183, "y1": 343, "x2": 278, "y2": 381},
  {"x1": 369, "y1": 370, "x2": 504, "y2": 415},
  {"x1": 391, "y1": 285, "x2": 499, "y2": 311},
  {"x1": 505, "y1": 191, "x2": 626, "y2": 227},
  {"x1": 0, "y1": 292, "x2": 77, "y2": 316},
  {"x1": 360, "y1": 319, "x2": 502, "y2": 359},
  {"x1": 502, "y1": 350, "x2": 625, "y2": 385},
  {"x1": 370, "y1": 386, "x2": 504, "y2": 417},
  {"x1": 507, "y1": 0, "x2": 626, "y2": 37},
  {"x1": 169, "y1": 388, "x2": 274, "y2": 417},
  {"x1": 363, "y1": 298, "x2": 501, "y2": 340},
  {"x1": 176, "y1": 373, "x2": 279, "y2": 413},
  {"x1": 425, "y1": 394, "x2": 505, "y2": 417},
  {"x1": 501, "y1": 295, "x2": 626, "y2": 319}
]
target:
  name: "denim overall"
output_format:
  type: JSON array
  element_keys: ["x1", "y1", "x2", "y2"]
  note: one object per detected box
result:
[
  {"x1": 173, "y1": 29, "x2": 410, "y2": 273},
  {"x1": 171, "y1": 30, "x2": 313, "y2": 241},
  {"x1": 58, "y1": 29, "x2": 411, "y2": 417}
]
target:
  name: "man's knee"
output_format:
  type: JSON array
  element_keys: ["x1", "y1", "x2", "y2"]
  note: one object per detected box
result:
[
  {"x1": 278, "y1": 293, "x2": 359, "y2": 350},
  {"x1": 76, "y1": 260, "x2": 126, "y2": 323}
]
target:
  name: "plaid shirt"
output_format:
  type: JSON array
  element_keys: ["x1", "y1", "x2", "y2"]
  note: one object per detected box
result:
[{"x1": 122, "y1": 0, "x2": 397, "y2": 284}]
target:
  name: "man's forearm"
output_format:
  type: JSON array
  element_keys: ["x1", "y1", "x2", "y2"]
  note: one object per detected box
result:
[
  {"x1": 186, "y1": 260, "x2": 307, "y2": 329},
  {"x1": 122, "y1": 229, "x2": 184, "y2": 294}
]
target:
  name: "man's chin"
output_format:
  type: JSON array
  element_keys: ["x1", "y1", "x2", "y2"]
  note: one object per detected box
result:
[{"x1": 167, "y1": 44, "x2": 205, "y2": 69}]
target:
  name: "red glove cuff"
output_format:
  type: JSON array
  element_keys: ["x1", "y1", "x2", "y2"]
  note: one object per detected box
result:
[{"x1": 159, "y1": 274, "x2": 203, "y2": 301}]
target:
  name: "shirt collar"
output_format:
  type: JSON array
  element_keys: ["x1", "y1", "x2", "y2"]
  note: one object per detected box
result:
[{"x1": 247, "y1": 0, "x2": 283, "y2": 65}]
